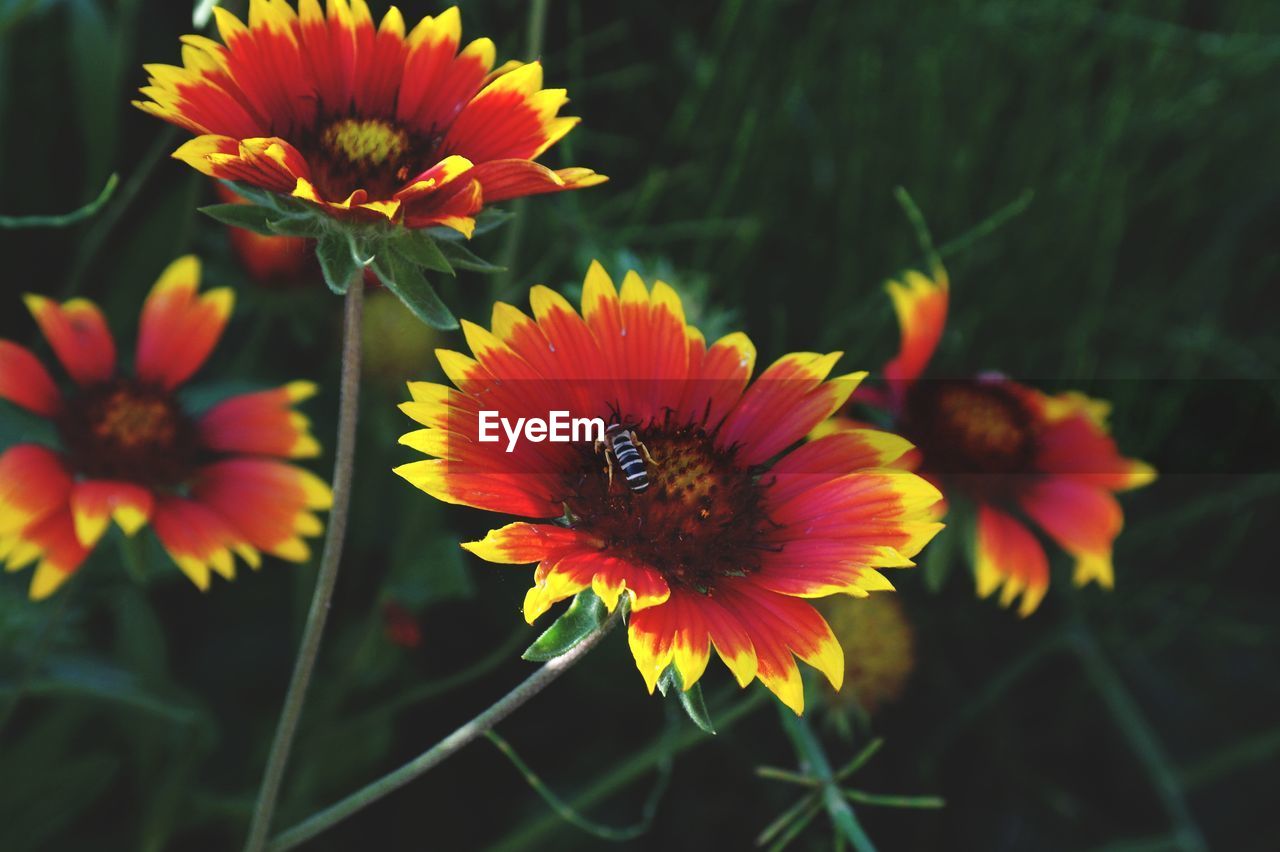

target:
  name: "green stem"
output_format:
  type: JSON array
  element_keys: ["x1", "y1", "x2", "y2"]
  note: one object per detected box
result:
[
  {"x1": 842, "y1": 790, "x2": 944, "y2": 809},
  {"x1": 1071, "y1": 628, "x2": 1207, "y2": 852},
  {"x1": 242, "y1": 280, "x2": 364, "y2": 852},
  {"x1": 494, "y1": 0, "x2": 550, "y2": 296},
  {"x1": 267, "y1": 609, "x2": 621, "y2": 852},
  {"x1": 778, "y1": 708, "x2": 877, "y2": 852},
  {"x1": 489, "y1": 687, "x2": 769, "y2": 852}
]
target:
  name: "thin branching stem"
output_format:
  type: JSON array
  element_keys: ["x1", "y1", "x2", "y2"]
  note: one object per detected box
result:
[
  {"x1": 242, "y1": 280, "x2": 364, "y2": 852},
  {"x1": 267, "y1": 609, "x2": 621, "y2": 851}
]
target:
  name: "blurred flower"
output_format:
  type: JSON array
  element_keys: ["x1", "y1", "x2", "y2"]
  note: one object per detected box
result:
[
  {"x1": 361, "y1": 288, "x2": 438, "y2": 389},
  {"x1": 394, "y1": 262, "x2": 943, "y2": 713},
  {"x1": 214, "y1": 182, "x2": 315, "y2": 288},
  {"x1": 134, "y1": 1, "x2": 605, "y2": 234},
  {"x1": 382, "y1": 600, "x2": 422, "y2": 648},
  {"x1": 845, "y1": 267, "x2": 1155, "y2": 615},
  {"x1": 0, "y1": 257, "x2": 331, "y2": 599},
  {"x1": 818, "y1": 595, "x2": 915, "y2": 717}
]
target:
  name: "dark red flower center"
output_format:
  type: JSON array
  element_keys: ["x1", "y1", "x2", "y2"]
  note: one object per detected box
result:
[
  {"x1": 901, "y1": 379, "x2": 1036, "y2": 491},
  {"x1": 57, "y1": 379, "x2": 202, "y2": 489},
  {"x1": 563, "y1": 420, "x2": 773, "y2": 594},
  {"x1": 309, "y1": 116, "x2": 442, "y2": 201}
]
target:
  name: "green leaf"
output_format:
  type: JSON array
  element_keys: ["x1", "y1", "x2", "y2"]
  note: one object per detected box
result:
[
  {"x1": 0, "y1": 173, "x2": 117, "y2": 229},
  {"x1": 438, "y1": 240, "x2": 507, "y2": 274},
  {"x1": 268, "y1": 212, "x2": 328, "y2": 238},
  {"x1": 197, "y1": 203, "x2": 279, "y2": 236},
  {"x1": 657, "y1": 666, "x2": 716, "y2": 734},
  {"x1": 316, "y1": 231, "x2": 360, "y2": 294},
  {"x1": 390, "y1": 229, "x2": 454, "y2": 275},
  {"x1": 372, "y1": 250, "x2": 458, "y2": 329},
  {"x1": 522, "y1": 589, "x2": 606, "y2": 662},
  {"x1": 220, "y1": 180, "x2": 284, "y2": 209}
]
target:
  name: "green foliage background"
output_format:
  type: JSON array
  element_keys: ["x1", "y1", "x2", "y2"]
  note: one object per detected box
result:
[{"x1": 1, "y1": 0, "x2": 1277, "y2": 849}]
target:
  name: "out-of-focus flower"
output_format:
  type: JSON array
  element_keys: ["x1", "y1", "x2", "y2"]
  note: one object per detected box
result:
[
  {"x1": 818, "y1": 595, "x2": 915, "y2": 717},
  {"x1": 844, "y1": 267, "x2": 1155, "y2": 616},
  {"x1": 134, "y1": 1, "x2": 605, "y2": 234},
  {"x1": 382, "y1": 600, "x2": 422, "y2": 648},
  {"x1": 214, "y1": 182, "x2": 315, "y2": 288},
  {"x1": 0, "y1": 257, "x2": 331, "y2": 598},
  {"x1": 394, "y1": 262, "x2": 943, "y2": 714},
  {"x1": 361, "y1": 288, "x2": 438, "y2": 389}
]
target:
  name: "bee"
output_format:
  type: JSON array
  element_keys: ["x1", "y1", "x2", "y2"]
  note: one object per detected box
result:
[{"x1": 598, "y1": 411, "x2": 656, "y2": 493}]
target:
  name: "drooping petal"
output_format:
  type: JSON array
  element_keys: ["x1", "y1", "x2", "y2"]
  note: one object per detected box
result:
[
  {"x1": 1019, "y1": 478, "x2": 1123, "y2": 589},
  {"x1": 0, "y1": 340, "x2": 61, "y2": 416},
  {"x1": 1033, "y1": 390, "x2": 1157, "y2": 493},
  {"x1": 974, "y1": 503, "x2": 1049, "y2": 617},
  {"x1": 468, "y1": 159, "x2": 606, "y2": 204},
  {"x1": 198, "y1": 381, "x2": 321, "y2": 459},
  {"x1": 22, "y1": 295, "x2": 116, "y2": 386},
  {"x1": 135, "y1": 255, "x2": 235, "y2": 390}
]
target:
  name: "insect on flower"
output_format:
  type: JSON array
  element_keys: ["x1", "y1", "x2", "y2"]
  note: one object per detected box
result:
[
  {"x1": 395, "y1": 262, "x2": 944, "y2": 714},
  {"x1": 597, "y1": 407, "x2": 655, "y2": 493}
]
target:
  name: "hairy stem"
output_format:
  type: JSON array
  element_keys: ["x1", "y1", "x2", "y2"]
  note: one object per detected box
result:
[
  {"x1": 268, "y1": 610, "x2": 621, "y2": 852},
  {"x1": 242, "y1": 280, "x2": 364, "y2": 852}
]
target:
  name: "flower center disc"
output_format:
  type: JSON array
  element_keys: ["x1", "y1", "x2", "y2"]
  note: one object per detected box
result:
[
  {"x1": 903, "y1": 379, "x2": 1036, "y2": 483},
  {"x1": 314, "y1": 117, "x2": 432, "y2": 201},
  {"x1": 58, "y1": 380, "x2": 200, "y2": 488},
  {"x1": 564, "y1": 423, "x2": 772, "y2": 593}
]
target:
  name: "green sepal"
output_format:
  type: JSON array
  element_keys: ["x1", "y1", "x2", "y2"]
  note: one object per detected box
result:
[
  {"x1": 389, "y1": 229, "x2": 454, "y2": 275},
  {"x1": 197, "y1": 203, "x2": 280, "y2": 236},
  {"x1": 316, "y1": 231, "x2": 361, "y2": 294},
  {"x1": 220, "y1": 180, "x2": 287, "y2": 209},
  {"x1": 522, "y1": 588, "x2": 606, "y2": 662},
  {"x1": 268, "y1": 213, "x2": 329, "y2": 238},
  {"x1": 657, "y1": 666, "x2": 716, "y2": 734},
  {"x1": 438, "y1": 240, "x2": 507, "y2": 274},
  {"x1": 372, "y1": 250, "x2": 458, "y2": 329},
  {"x1": 921, "y1": 496, "x2": 968, "y2": 593}
]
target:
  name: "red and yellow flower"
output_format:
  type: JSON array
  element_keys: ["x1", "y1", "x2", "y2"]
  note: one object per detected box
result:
[
  {"x1": 135, "y1": 1, "x2": 605, "y2": 234},
  {"x1": 846, "y1": 267, "x2": 1155, "y2": 616},
  {"x1": 394, "y1": 262, "x2": 943, "y2": 713},
  {"x1": 0, "y1": 257, "x2": 331, "y2": 599}
]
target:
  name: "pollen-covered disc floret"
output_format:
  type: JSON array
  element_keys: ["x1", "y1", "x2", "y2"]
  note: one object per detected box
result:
[
  {"x1": 394, "y1": 262, "x2": 944, "y2": 714},
  {"x1": 0, "y1": 257, "x2": 331, "y2": 599},
  {"x1": 843, "y1": 266, "x2": 1155, "y2": 615},
  {"x1": 133, "y1": 1, "x2": 606, "y2": 233}
]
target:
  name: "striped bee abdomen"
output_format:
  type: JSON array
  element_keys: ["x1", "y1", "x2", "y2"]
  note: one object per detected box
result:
[{"x1": 607, "y1": 422, "x2": 650, "y2": 492}]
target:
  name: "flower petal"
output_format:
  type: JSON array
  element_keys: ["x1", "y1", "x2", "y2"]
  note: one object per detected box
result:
[
  {"x1": 0, "y1": 340, "x2": 61, "y2": 416},
  {"x1": 1019, "y1": 478, "x2": 1123, "y2": 589},
  {"x1": 69, "y1": 480, "x2": 154, "y2": 549},
  {"x1": 884, "y1": 267, "x2": 948, "y2": 392},
  {"x1": 22, "y1": 295, "x2": 116, "y2": 386},
  {"x1": 199, "y1": 381, "x2": 321, "y2": 459},
  {"x1": 136, "y1": 256, "x2": 235, "y2": 390},
  {"x1": 974, "y1": 503, "x2": 1049, "y2": 617}
]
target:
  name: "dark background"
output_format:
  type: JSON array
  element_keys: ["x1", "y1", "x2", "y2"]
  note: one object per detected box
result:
[{"x1": 1, "y1": 0, "x2": 1278, "y2": 849}]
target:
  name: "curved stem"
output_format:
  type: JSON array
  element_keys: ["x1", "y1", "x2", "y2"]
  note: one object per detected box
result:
[
  {"x1": 243, "y1": 281, "x2": 364, "y2": 852},
  {"x1": 268, "y1": 610, "x2": 621, "y2": 852}
]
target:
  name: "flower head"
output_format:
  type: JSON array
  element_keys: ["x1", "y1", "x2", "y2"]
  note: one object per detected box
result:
[
  {"x1": 134, "y1": 1, "x2": 605, "y2": 234},
  {"x1": 395, "y1": 262, "x2": 943, "y2": 713},
  {"x1": 850, "y1": 267, "x2": 1154, "y2": 615},
  {"x1": 0, "y1": 257, "x2": 331, "y2": 599},
  {"x1": 818, "y1": 594, "x2": 915, "y2": 717}
]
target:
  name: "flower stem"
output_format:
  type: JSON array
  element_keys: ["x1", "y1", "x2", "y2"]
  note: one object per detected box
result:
[
  {"x1": 242, "y1": 280, "x2": 364, "y2": 852},
  {"x1": 267, "y1": 609, "x2": 621, "y2": 852},
  {"x1": 778, "y1": 708, "x2": 877, "y2": 852}
]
